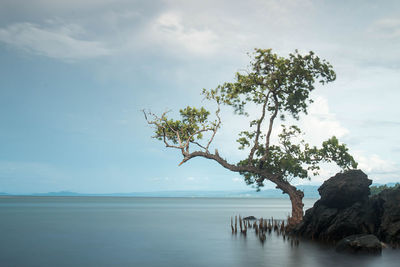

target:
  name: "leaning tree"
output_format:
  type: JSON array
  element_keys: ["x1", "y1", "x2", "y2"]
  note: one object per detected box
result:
[{"x1": 144, "y1": 49, "x2": 357, "y2": 225}]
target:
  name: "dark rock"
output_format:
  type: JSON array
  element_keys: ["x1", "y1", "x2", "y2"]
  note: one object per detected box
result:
[
  {"x1": 294, "y1": 169, "x2": 400, "y2": 247},
  {"x1": 295, "y1": 170, "x2": 376, "y2": 241},
  {"x1": 322, "y1": 201, "x2": 380, "y2": 240},
  {"x1": 294, "y1": 201, "x2": 338, "y2": 239},
  {"x1": 335, "y1": 234, "x2": 382, "y2": 254},
  {"x1": 375, "y1": 187, "x2": 400, "y2": 244},
  {"x1": 318, "y1": 170, "x2": 372, "y2": 209},
  {"x1": 243, "y1": 216, "x2": 257, "y2": 220}
]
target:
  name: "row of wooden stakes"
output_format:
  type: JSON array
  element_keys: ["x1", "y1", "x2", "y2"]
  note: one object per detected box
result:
[{"x1": 230, "y1": 215, "x2": 300, "y2": 246}]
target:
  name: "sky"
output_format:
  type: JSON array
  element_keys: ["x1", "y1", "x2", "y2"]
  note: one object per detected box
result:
[{"x1": 0, "y1": 0, "x2": 399, "y2": 194}]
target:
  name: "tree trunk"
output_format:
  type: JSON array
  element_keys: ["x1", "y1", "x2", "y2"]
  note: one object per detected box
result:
[
  {"x1": 288, "y1": 189, "x2": 304, "y2": 226},
  {"x1": 275, "y1": 179, "x2": 304, "y2": 226},
  {"x1": 179, "y1": 151, "x2": 306, "y2": 226}
]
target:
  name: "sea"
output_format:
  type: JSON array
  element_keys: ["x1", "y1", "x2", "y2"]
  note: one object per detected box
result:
[{"x1": 1, "y1": 197, "x2": 399, "y2": 267}]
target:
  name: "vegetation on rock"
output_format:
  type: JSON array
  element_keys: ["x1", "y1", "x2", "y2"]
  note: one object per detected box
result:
[{"x1": 370, "y1": 183, "x2": 400, "y2": 195}]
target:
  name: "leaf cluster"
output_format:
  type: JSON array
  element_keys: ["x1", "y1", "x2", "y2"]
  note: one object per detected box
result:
[
  {"x1": 203, "y1": 49, "x2": 336, "y2": 119},
  {"x1": 154, "y1": 107, "x2": 211, "y2": 143},
  {"x1": 238, "y1": 126, "x2": 358, "y2": 189}
]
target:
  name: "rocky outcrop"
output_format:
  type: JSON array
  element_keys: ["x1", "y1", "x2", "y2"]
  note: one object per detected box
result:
[
  {"x1": 375, "y1": 187, "x2": 400, "y2": 245},
  {"x1": 294, "y1": 169, "x2": 400, "y2": 247},
  {"x1": 335, "y1": 234, "x2": 382, "y2": 254},
  {"x1": 318, "y1": 170, "x2": 371, "y2": 208}
]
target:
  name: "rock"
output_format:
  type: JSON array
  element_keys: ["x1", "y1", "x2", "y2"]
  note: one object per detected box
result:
[
  {"x1": 243, "y1": 216, "x2": 257, "y2": 220},
  {"x1": 294, "y1": 170, "x2": 377, "y2": 241},
  {"x1": 294, "y1": 169, "x2": 400, "y2": 246},
  {"x1": 318, "y1": 170, "x2": 372, "y2": 209},
  {"x1": 335, "y1": 234, "x2": 382, "y2": 254},
  {"x1": 295, "y1": 201, "x2": 338, "y2": 239},
  {"x1": 375, "y1": 187, "x2": 400, "y2": 244}
]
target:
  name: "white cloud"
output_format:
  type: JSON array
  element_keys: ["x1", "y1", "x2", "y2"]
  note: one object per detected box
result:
[
  {"x1": 301, "y1": 95, "x2": 349, "y2": 145},
  {"x1": 149, "y1": 12, "x2": 219, "y2": 55},
  {"x1": 368, "y1": 18, "x2": 400, "y2": 39},
  {"x1": 0, "y1": 22, "x2": 110, "y2": 61},
  {"x1": 232, "y1": 177, "x2": 241, "y2": 183},
  {"x1": 298, "y1": 152, "x2": 400, "y2": 185},
  {"x1": 354, "y1": 152, "x2": 399, "y2": 175}
]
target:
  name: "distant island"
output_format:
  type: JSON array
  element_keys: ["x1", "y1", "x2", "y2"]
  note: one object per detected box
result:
[{"x1": 1, "y1": 183, "x2": 398, "y2": 198}]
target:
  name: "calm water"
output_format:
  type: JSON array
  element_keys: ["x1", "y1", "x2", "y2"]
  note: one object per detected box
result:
[{"x1": 1, "y1": 197, "x2": 399, "y2": 267}]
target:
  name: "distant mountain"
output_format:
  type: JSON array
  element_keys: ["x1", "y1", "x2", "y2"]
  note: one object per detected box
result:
[
  {"x1": 2, "y1": 185, "x2": 320, "y2": 198},
  {"x1": 32, "y1": 191, "x2": 83, "y2": 196},
  {"x1": 4, "y1": 183, "x2": 398, "y2": 198}
]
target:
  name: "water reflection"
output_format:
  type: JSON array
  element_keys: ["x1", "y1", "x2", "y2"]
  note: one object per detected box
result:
[
  {"x1": 0, "y1": 197, "x2": 399, "y2": 267},
  {"x1": 232, "y1": 229, "x2": 399, "y2": 267}
]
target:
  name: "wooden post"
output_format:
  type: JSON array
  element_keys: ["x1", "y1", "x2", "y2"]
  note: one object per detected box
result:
[
  {"x1": 235, "y1": 216, "x2": 237, "y2": 233},
  {"x1": 239, "y1": 215, "x2": 243, "y2": 233}
]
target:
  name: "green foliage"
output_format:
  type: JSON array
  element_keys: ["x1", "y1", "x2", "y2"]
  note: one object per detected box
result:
[
  {"x1": 153, "y1": 106, "x2": 212, "y2": 144},
  {"x1": 146, "y1": 48, "x2": 357, "y2": 191},
  {"x1": 203, "y1": 49, "x2": 355, "y2": 189},
  {"x1": 370, "y1": 183, "x2": 400, "y2": 195},
  {"x1": 202, "y1": 49, "x2": 336, "y2": 119},
  {"x1": 238, "y1": 126, "x2": 357, "y2": 189}
]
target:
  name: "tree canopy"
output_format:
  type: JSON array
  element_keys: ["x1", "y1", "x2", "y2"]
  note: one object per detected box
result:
[{"x1": 144, "y1": 48, "x2": 358, "y2": 224}]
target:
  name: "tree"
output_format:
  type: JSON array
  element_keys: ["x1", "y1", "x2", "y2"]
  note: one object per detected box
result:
[{"x1": 144, "y1": 49, "x2": 357, "y2": 225}]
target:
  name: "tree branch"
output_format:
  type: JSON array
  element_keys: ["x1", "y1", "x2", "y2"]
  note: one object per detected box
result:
[
  {"x1": 178, "y1": 150, "x2": 281, "y2": 186},
  {"x1": 260, "y1": 94, "x2": 279, "y2": 163},
  {"x1": 143, "y1": 109, "x2": 185, "y2": 152},
  {"x1": 206, "y1": 104, "x2": 221, "y2": 152},
  {"x1": 248, "y1": 92, "x2": 269, "y2": 163}
]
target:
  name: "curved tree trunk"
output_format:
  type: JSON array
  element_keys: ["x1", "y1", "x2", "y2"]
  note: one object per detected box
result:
[
  {"x1": 288, "y1": 189, "x2": 304, "y2": 226},
  {"x1": 274, "y1": 179, "x2": 304, "y2": 226},
  {"x1": 178, "y1": 151, "x2": 305, "y2": 226}
]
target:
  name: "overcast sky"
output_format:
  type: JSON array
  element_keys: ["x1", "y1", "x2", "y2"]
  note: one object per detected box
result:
[{"x1": 0, "y1": 0, "x2": 399, "y2": 194}]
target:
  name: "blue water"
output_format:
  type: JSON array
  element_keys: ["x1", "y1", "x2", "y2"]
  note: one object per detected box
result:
[{"x1": 0, "y1": 197, "x2": 399, "y2": 267}]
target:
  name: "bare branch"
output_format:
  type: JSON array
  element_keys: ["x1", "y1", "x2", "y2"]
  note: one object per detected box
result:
[
  {"x1": 185, "y1": 126, "x2": 214, "y2": 151},
  {"x1": 206, "y1": 104, "x2": 221, "y2": 151},
  {"x1": 248, "y1": 92, "x2": 269, "y2": 163},
  {"x1": 260, "y1": 94, "x2": 279, "y2": 163},
  {"x1": 190, "y1": 141, "x2": 207, "y2": 151}
]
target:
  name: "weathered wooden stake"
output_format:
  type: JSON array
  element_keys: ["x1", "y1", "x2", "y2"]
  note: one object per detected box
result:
[
  {"x1": 280, "y1": 221, "x2": 285, "y2": 234},
  {"x1": 235, "y1": 216, "x2": 237, "y2": 233}
]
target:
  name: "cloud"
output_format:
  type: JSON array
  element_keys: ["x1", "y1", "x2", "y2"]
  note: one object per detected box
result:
[
  {"x1": 359, "y1": 119, "x2": 400, "y2": 128},
  {"x1": 392, "y1": 148, "x2": 400, "y2": 154},
  {"x1": 354, "y1": 152, "x2": 399, "y2": 175},
  {"x1": 232, "y1": 177, "x2": 242, "y2": 183},
  {"x1": 0, "y1": 22, "x2": 110, "y2": 61},
  {"x1": 301, "y1": 95, "x2": 349, "y2": 145},
  {"x1": 148, "y1": 12, "x2": 219, "y2": 55},
  {"x1": 368, "y1": 18, "x2": 400, "y2": 39}
]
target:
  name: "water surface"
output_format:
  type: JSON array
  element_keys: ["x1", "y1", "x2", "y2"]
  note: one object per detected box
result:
[{"x1": 0, "y1": 197, "x2": 399, "y2": 266}]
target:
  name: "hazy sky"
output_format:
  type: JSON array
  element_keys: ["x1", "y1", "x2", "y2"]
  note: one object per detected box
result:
[{"x1": 0, "y1": 0, "x2": 399, "y2": 194}]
